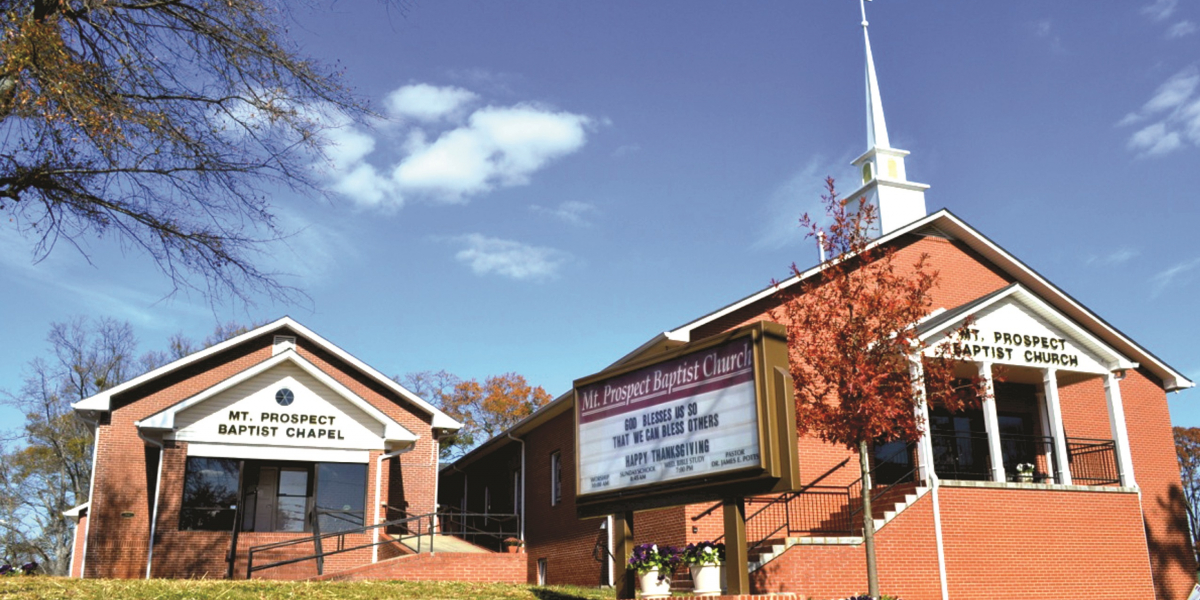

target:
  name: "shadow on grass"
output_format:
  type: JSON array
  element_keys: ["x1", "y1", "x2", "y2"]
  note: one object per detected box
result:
[{"x1": 530, "y1": 586, "x2": 613, "y2": 600}]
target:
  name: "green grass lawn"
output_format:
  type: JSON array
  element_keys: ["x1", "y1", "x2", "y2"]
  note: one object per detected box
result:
[{"x1": 0, "y1": 578, "x2": 616, "y2": 600}]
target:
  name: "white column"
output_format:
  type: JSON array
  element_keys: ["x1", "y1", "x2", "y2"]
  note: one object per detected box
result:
[
  {"x1": 1042, "y1": 368, "x2": 1072, "y2": 485},
  {"x1": 1035, "y1": 391, "x2": 1061, "y2": 483},
  {"x1": 1104, "y1": 372, "x2": 1137, "y2": 488},
  {"x1": 910, "y1": 357, "x2": 932, "y2": 481},
  {"x1": 978, "y1": 362, "x2": 1006, "y2": 483}
]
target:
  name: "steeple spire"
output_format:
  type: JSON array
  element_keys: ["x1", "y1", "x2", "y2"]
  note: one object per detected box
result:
[
  {"x1": 848, "y1": 0, "x2": 929, "y2": 237},
  {"x1": 862, "y1": 0, "x2": 891, "y2": 150}
]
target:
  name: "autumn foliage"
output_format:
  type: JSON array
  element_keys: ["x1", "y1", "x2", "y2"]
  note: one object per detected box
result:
[
  {"x1": 403, "y1": 371, "x2": 553, "y2": 460},
  {"x1": 772, "y1": 178, "x2": 985, "y2": 597},
  {"x1": 1173, "y1": 426, "x2": 1200, "y2": 556},
  {"x1": 773, "y1": 178, "x2": 981, "y2": 451}
]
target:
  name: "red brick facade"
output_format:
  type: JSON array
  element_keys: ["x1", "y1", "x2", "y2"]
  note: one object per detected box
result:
[
  {"x1": 442, "y1": 230, "x2": 1197, "y2": 599},
  {"x1": 71, "y1": 324, "x2": 444, "y2": 580}
]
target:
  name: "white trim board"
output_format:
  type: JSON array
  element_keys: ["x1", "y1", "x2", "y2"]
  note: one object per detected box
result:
[
  {"x1": 137, "y1": 350, "x2": 417, "y2": 446},
  {"x1": 73, "y1": 316, "x2": 462, "y2": 430},
  {"x1": 186, "y1": 443, "x2": 372, "y2": 464}
]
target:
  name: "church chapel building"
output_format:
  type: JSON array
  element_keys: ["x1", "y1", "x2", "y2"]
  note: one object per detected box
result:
[
  {"x1": 66, "y1": 317, "x2": 461, "y2": 579},
  {"x1": 438, "y1": 11, "x2": 1198, "y2": 600}
]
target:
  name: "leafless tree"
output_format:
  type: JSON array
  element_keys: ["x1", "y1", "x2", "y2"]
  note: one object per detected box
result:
[{"x1": 0, "y1": 0, "x2": 371, "y2": 303}]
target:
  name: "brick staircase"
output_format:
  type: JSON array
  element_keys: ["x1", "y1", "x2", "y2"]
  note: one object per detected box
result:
[{"x1": 748, "y1": 482, "x2": 928, "y2": 571}]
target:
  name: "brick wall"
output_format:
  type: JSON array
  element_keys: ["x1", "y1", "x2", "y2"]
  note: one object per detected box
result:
[
  {"x1": 82, "y1": 328, "x2": 442, "y2": 580},
  {"x1": 939, "y1": 486, "x2": 1155, "y2": 599},
  {"x1": 754, "y1": 486, "x2": 1156, "y2": 600},
  {"x1": 313, "y1": 552, "x2": 526, "y2": 582},
  {"x1": 523, "y1": 409, "x2": 609, "y2": 586},
  {"x1": 1121, "y1": 369, "x2": 1197, "y2": 599},
  {"x1": 69, "y1": 513, "x2": 87, "y2": 578}
]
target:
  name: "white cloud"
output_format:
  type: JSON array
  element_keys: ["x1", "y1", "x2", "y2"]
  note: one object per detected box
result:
[
  {"x1": 1034, "y1": 19, "x2": 1052, "y2": 38},
  {"x1": 1118, "y1": 67, "x2": 1200, "y2": 157},
  {"x1": 612, "y1": 143, "x2": 641, "y2": 158},
  {"x1": 393, "y1": 105, "x2": 589, "y2": 202},
  {"x1": 754, "y1": 154, "x2": 856, "y2": 252},
  {"x1": 530, "y1": 201, "x2": 599, "y2": 226},
  {"x1": 320, "y1": 85, "x2": 594, "y2": 209},
  {"x1": 385, "y1": 84, "x2": 477, "y2": 122},
  {"x1": 1085, "y1": 247, "x2": 1140, "y2": 266},
  {"x1": 1142, "y1": 0, "x2": 1178, "y2": 22},
  {"x1": 452, "y1": 234, "x2": 569, "y2": 281},
  {"x1": 1152, "y1": 256, "x2": 1200, "y2": 296},
  {"x1": 1128, "y1": 122, "x2": 1184, "y2": 155},
  {"x1": 1167, "y1": 20, "x2": 1198, "y2": 39}
]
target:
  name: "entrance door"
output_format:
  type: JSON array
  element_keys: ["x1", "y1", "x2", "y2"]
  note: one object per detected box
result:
[{"x1": 247, "y1": 465, "x2": 310, "y2": 532}]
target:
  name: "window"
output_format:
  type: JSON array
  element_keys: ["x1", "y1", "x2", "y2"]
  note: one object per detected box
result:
[
  {"x1": 315, "y1": 463, "x2": 368, "y2": 533},
  {"x1": 550, "y1": 451, "x2": 562, "y2": 506},
  {"x1": 537, "y1": 558, "x2": 547, "y2": 585},
  {"x1": 240, "y1": 461, "x2": 367, "y2": 533},
  {"x1": 180, "y1": 457, "x2": 240, "y2": 531}
]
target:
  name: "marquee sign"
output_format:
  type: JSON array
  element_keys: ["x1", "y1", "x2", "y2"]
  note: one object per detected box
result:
[{"x1": 573, "y1": 322, "x2": 798, "y2": 517}]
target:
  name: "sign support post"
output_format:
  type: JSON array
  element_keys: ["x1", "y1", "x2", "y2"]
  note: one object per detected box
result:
[
  {"x1": 723, "y1": 497, "x2": 748, "y2": 595},
  {"x1": 614, "y1": 511, "x2": 635, "y2": 599}
]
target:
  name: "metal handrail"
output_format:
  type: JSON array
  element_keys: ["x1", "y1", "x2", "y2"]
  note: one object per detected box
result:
[{"x1": 246, "y1": 510, "x2": 436, "y2": 579}]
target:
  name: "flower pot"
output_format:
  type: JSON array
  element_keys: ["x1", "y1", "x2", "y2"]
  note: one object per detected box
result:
[
  {"x1": 689, "y1": 562, "x2": 724, "y2": 596},
  {"x1": 505, "y1": 545, "x2": 521, "y2": 553},
  {"x1": 1016, "y1": 473, "x2": 1033, "y2": 483},
  {"x1": 636, "y1": 568, "x2": 672, "y2": 599}
]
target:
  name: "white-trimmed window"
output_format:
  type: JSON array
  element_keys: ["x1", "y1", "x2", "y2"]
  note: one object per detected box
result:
[{"x1": 550, "y1": 451, "x2": 562, "y2": 506}]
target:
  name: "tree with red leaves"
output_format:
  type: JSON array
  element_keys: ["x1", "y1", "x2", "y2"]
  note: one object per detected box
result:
[
  {"x1": 773, "y1": 178, "x2": 982, "y2": 597},
  {"x1": 1173, "y1": 426, "x2": 1200, "y2": 561}
]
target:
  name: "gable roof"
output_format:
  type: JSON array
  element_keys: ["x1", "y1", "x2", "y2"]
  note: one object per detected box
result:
[
  {"x1": 136, "y1": 349, "x2": 418, "y2": 444},
  {"x1": 72, "y1": 316, "x2": 462, "y2": 430},
  {"x1": 661, "y1": 210, "x2": 1193, "y2": 391},
  {"x1": 916, "y1": 282, "x2": 1139, "y2": 373}
]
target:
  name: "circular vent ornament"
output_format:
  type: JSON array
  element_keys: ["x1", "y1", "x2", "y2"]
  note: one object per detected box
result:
[{"x1": 275, "y1": 388, "x2": 295, "y2": 407}]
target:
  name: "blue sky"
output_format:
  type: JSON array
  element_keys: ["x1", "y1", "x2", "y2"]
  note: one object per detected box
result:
[{"x1": 3, "y1": 1, "x2": 1200, "y2": 428}]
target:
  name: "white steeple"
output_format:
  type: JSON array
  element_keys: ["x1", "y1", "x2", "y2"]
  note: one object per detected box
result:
[{"x1": 848, "y1": 0, "x2": 928, "y2": 237}]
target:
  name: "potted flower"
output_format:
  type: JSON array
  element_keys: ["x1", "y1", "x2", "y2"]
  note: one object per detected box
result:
[
  {"x1": 682, "y1": 541, "x2": 725, "y2": 596},
  {"x1": 502, "y1": 537, "x2": 524, "y2": 553},
  {"x1": 627, "y1": 543, "x2": 679, "y2": 598},
  {"x1": 1015, "y1": 463, "x2": 1035, "y2": 483}
]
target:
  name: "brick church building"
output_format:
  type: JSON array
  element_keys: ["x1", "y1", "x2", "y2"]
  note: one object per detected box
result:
[
  {"x1": 66, "y1": 317, "x2": 462, "y2": 579},
  {"x1": 437, "y1": 10, "x2": 1198, "y2": 600}
]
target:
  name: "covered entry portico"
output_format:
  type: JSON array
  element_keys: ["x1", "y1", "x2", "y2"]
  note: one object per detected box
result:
[{"x1": 910, "y1": 283, "x2": 1139, "y2": 488}]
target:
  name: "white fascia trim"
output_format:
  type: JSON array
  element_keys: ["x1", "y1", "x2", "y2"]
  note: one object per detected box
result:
[
  {"x1": 917, "y1": 284, "x2": 1138, "y2": 371},
  {"x1": 279, "y1": 319, "x2": 461, "y2": 430},
  {"x1": 603, "y1": 330, "x2": 691, "y2": 371},
  {"x1": 63, "y1": 501, "x2": 89, "y2": 520},
  {"x1": 73, "y1": 317, "x2": 463, "y2": 429},
  {"x1": 928, "y1": 213, "x2": 1192, "y2": 391},
  {"x1": 666, "y1": 209, "x2": 1192, "y2": 391},
  {"x1": 135, "y1": 350, "x2": 418, "y2": 444}
]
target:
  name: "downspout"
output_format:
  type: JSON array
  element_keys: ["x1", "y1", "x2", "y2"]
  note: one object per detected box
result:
[
  {"x1": 507, "y1": 434, "x2": 526, "y2": 541},
  {"x1": 374, "y1": 443, "x2": 415, "y2": 563},
  {"x1": 606, "y1": 515, "x2": 614, "y2": 587},
  {"x1": 930, "y1": 472, "x2": 949, "y2": 600},
  {"x1": 919, "y1": 428, "x2": 949, "y2": 600},
  {"x1": 78, "y1": 413, "x2": 101, "y2": 579},
  {"x1": 136, "y1": 429, "x2": 165, "y2": 580}
]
